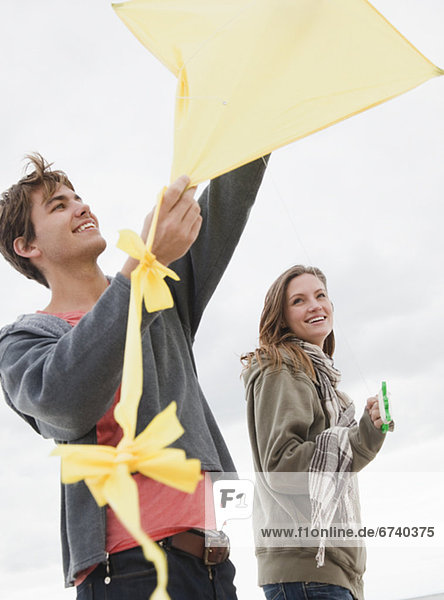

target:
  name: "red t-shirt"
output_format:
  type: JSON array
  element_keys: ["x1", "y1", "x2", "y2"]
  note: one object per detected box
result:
[{"x1": 39, "y1": 310, "x2": 215, "y2": 583}]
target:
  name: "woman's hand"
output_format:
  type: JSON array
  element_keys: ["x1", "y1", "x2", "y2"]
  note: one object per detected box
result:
[{"x1": 366, "y1": 395, "x2": 384, "y2": 429}]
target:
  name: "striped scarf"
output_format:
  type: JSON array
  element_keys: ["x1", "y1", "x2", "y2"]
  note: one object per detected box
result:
[{"x1": 294, "y1": 340, "x2": 360, "y2": 567}]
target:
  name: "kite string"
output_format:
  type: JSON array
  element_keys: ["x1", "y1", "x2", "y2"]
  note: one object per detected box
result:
[
  {"x1": 260, "y1": 156, "x2": 373, "y2": 398},
  {"x1": 260, "y1": 157, "x2": 315, "y2": 266}
]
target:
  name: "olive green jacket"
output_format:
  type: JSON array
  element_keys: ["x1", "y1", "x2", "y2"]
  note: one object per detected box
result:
[{"x1": 243, "y1": 358, "x2": 388, "y2": 600}]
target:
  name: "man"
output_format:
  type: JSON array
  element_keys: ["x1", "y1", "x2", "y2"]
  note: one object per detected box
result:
[{"x1": 0, "y1": 153, "x2": 267, "y2": 599}]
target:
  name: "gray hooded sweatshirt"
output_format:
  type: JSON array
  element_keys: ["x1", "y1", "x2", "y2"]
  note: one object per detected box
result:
[{"x1": 0, "y1": 158, "x2": 267, "y2": 586}]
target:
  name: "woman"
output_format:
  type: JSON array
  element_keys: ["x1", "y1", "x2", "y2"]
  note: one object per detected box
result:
[{"x1": 242, "y1": 265, "x2": 392, "y2": 600}]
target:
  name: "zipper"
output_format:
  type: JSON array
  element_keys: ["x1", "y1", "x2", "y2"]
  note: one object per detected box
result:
[{"x1": 104, "y1": 552, "x2": 111, "y2": 585}]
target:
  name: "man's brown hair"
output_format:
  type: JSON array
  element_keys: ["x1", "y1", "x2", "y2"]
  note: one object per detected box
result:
[{"x1": 0, "y1": 153, "x2": 74, "y2": 288}]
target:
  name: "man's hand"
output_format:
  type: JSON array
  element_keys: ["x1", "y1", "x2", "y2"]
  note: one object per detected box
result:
[
  {"x1": 146, "y1": 175, "x2": 200, "y2": 266},
  {"x1": 120, "y1": 175, "x2": 201, "y2": 279}
]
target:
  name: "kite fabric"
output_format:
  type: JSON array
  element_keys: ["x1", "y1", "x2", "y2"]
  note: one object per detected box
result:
[{"x1": 113, "y1": 0, "x2": 442, "y2": 186}]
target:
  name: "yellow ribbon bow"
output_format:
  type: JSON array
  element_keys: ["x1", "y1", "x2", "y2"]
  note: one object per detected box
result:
[
  {"x1": 118, "y1": 185, "x2": 180, "y2": 311},
  {"x1": 117, "y1": 228, "x2": 180, "y2": 315},
  {"x1": 52, "y1": 402, "x2": 202, "y2": 600}
]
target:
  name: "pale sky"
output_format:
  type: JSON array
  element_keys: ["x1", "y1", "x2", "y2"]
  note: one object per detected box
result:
[{"x1": 0, "y1": 2, "x2": 443, "y2": 599}]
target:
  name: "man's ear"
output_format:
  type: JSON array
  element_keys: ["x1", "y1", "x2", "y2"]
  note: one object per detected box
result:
[{"x1": 13, "y1": 237, "x2": 41, "y2": 259}]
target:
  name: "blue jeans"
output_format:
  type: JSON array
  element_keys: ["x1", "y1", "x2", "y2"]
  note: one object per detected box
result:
[
  {"x1": 76, "y1": 545, "x2": 237, "y2": 600},
  {"x1": 263, "y1": 582, "x2": 355, "y2": 600}
]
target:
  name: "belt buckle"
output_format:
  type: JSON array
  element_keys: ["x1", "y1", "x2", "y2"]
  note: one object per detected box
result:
[{"x1": 203, "y1": 530, "x2": 230, "y2": 566}]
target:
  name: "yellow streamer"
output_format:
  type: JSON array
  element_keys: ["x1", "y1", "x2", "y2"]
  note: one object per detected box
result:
[
  {"x1": 116, "y1": 189, "x2": 180, "y2": 440},
  {"x1": 116, "y1": 227, "x2": 179, "y2": 437},
  {"x1": 52, "y1": 402, "x2": 202, "y2": 600}
]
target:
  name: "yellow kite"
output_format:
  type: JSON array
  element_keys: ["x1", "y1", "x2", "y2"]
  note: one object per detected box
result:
[{"x1": 113, "y1": 0, "x2": 443, "y2": 186}]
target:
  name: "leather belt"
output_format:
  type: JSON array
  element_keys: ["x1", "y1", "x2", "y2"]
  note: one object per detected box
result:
[{"x1": 158, "y1": 529, "x2": 230, "y2": 566}]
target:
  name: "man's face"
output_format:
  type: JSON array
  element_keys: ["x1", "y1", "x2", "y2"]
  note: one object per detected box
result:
[{"x1": 25, "y1": 183, "x2": 106, "y2": 275}]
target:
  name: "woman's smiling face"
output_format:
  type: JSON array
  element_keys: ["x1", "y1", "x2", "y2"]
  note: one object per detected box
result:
[{"x1": 283, "y1": 273, "x2": 333, "y2": 348}]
